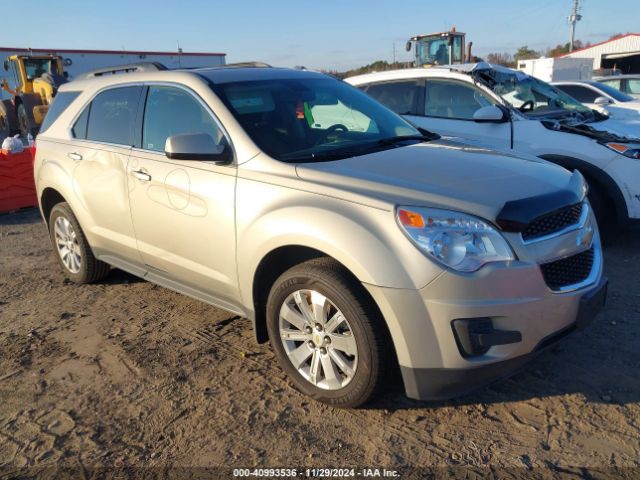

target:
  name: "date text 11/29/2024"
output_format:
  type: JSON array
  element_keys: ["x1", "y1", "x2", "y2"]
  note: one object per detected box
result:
[{"x1": 233, "y1": 468, "x2": 400, "y2": 477}]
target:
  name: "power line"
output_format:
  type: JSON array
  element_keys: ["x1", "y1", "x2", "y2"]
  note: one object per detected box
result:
[{"x1": 568, "y1": 0, "x2": 582, "y2": 52}]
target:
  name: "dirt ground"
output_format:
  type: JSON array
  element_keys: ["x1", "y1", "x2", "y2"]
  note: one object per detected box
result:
[{"x1": 0, "y1": 207, "x2": 639, "y2": 479}]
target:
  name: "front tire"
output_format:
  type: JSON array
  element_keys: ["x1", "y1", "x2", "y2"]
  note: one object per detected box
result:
[
  {"x1": 49, "y1": 203, "x2": 110, "y2": 283},
  {"x1": 266, "y1": 258, "x2": 388, "y2": 408}
]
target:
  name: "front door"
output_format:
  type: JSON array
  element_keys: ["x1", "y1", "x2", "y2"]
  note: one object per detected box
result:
[{"x1": 127, "y1": 85, "x2": 239, "y2": 308}]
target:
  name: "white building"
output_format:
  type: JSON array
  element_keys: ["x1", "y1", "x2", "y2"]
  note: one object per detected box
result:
[
  {"x1": 0, "y1": 46, "x2": 226, "y2": 99},
  {"x1": 562, "y1": 34, "x2": 640, "y2": 74},
  {"x1": 516, "y1": 57, "x2": 593, "y2": 82}
]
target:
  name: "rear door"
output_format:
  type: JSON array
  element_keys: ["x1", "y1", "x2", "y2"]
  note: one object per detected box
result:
[
  {"x1": 405, "y1": 78, "x2": 512, "y2": 150},
  {"x1": 127, "y1": 84, "x2": 239, "y2": 308},
  {"x1": 68, "y1": 85, "x2": 143, "y2": 265}
]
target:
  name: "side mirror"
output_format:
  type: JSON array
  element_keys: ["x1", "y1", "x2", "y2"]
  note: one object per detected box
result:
[
  {"x1": 473, "y1": 105, "x2": 507, "y2": 123},
  {"x1": 164, "y1": 133, "x2": 232, "y2": 164},
  {"x1": 405, "y1": 41, "x2": 412, "y2": 52},
  {"x1": 594, "y1": 96, "x2": 612, "y2": 106}
]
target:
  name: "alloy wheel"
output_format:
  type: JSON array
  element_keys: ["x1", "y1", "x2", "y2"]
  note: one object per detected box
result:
[
  {"x1": 278, "y1": 289, "x2": 358, "y2": 390},
  {"x1": 54, "y1": 216, "x2": 82, "y2": 273}
]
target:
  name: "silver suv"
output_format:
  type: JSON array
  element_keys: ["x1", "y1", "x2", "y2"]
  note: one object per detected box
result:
[{"x1": 34, "y1": 65, "x2": 607, "y2": 407}]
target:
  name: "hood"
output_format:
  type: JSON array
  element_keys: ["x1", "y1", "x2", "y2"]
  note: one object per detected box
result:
[
  {"x1": 541, "y1": 115, "x2": 640, "y2": 144},
  {"x1": 295, "y1": 139, "x2": 578, "y2": 223},
  {"x1": 592, "y1": 117, "x2": 640, "y2": 139}
]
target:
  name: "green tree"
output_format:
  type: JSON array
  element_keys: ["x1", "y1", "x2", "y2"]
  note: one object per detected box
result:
[
  {"x1": 514, "y1": 46, "x2": 540, "y2": 62},
  {"x1": 486, "y1": 52, "x2": 515, "y2": 67}
]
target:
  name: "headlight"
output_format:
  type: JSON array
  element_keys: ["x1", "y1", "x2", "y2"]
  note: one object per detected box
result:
[
  {"x1": 603, "y1": 142, "x2": 640, "y2": 159},
  {"x1": 396, "y1": 207, "x2": 515, "y2": 272}
]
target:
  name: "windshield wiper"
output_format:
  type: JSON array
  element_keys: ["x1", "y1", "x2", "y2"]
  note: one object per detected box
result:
[{"x1": 376, "y1": 134, "x2": 435, "y2": 146}]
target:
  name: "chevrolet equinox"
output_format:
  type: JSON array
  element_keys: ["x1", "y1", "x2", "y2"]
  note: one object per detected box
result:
[{"x1": 34, "y1": 65, "x2": 607, "y2": 407}]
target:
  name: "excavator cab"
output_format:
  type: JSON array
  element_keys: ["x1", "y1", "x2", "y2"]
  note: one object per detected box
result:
[
  {"x1": 1, "y1": 54, "x2": 67, "y2": 138},
  {"x1": 406, "y1": 28, "x2": 469, "y2": 67}
]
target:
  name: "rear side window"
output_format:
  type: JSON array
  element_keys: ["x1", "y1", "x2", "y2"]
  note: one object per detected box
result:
[
  {"x1": 363, "y1": 81, "x2": 421, "y2": 115},
  {"x1": 600, "y1": 78, "x2": 621, "y2": 90},
  {"x1": 39, "y1": 91, "x2": 80, "y2": 133},
  {"x1": 85, "y1": 86, "x2": 142, "y2": 145},
  {"x1": 555, "y1": 85, "x2": 599, "y2": 103},
  {"x1": 72, "y1": 106, "x2": 89, "y2": 139},
  {"x1": 628, "y1": 79, "x2": 640, "y2": 95}
]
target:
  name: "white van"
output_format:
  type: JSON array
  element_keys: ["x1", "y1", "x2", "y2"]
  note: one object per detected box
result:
[{"x1": 347, "y1": 63, "x2": 640, "y2": 233}]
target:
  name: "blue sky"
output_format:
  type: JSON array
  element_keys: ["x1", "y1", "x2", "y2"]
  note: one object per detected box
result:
[{"x1": 3, "y1": 0, "x2": 638, "y2": 71}]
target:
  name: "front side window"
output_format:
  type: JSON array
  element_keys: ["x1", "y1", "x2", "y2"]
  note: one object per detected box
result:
[
  {"x1": 363, "y1": 81, "x2": 421, "y2": 115},
  {"x1": 210, "y1": 76, "x2": 419, "y2": 162},
  {"x1": 142, "y1": 86, "x2": 224, "y2": 152},
  {"x1": 555, "y1": 85, "x2": 599, "y2": 104},
  {"x1": 424, "y1": 79, "x2": 492, "y2": 120},
  {"x1": 85, "y1": 86, "x2": 142, "y2": 145}
]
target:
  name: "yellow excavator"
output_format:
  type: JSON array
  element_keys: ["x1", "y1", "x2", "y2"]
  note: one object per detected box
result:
[{"x1": 0, "y1": 54, "x2": 68, "y2": 138}]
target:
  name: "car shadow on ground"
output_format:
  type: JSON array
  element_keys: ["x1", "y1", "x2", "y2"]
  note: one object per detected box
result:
[{"x1": 0, "y1": 207, "x2": 42, "y2": 226}]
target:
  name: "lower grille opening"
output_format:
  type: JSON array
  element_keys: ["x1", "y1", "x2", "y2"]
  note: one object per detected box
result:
[{"x1": 540, "y1": 247, "x2": 595, "y2": 291}]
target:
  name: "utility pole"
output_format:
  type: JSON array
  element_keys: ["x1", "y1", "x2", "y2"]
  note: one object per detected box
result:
[{"x1": 568, "y1": 0, "x2": 582, "y2": 52}]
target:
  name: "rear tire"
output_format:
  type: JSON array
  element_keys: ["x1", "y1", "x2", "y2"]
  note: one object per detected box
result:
[
  {"x1": 17, "y1": 103, "x2": 38, "y2": 138},
  {"x1": 0, "y1": 100, "x2": 19, "y2": 138},
  {"x1": 49, "y1": 203, "x2": 110, "y2": 283},
  {"x1": 266, "y1": 258, "x2": 389, "y2": 408}
]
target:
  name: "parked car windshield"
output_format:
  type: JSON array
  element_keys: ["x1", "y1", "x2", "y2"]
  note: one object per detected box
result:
[
  {"x1": 476, "y1": 68, "x2": 594, "y2": 119},
  {"x1": 210, "y1": 76, "x2": 422, "y2": 162}
]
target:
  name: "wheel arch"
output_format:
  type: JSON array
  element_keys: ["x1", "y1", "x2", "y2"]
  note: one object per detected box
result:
[
  {"x1": 538, "y1": 154, "x2": 628, "y2": 223},
  {"x1": 40, "y1": 187, "x2": 67, "y2": 225},
  {"x1": 250, "y1": 245, "x2": 401, "y2": 390}
]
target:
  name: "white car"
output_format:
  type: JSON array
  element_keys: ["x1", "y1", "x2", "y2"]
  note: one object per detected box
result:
[
  {"x1": 346, "y1": 63, "x2": 640, "y2": 233},
  {"x1": 552, "y1": 80, "x2": 640, "y2": 120}
]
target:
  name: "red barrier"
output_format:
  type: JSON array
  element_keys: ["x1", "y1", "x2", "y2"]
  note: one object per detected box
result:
[{"x1": 0, "y1": 147, "x2": 38, "y2": 214}]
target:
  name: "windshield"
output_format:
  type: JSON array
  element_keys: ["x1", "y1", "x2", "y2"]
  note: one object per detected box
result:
[
  {"x1": 211, "y1": 77, "x2": 421, "y2": 162},
  {"x1": 416, "y1": 35, "x2": 463, "y2": 66},
  {"x1": 476, "y1": 68, "x2": 594, "y2": 118},
  {"x1": 592, "y1": 82, "x2": 635, "y2": 102},
  {"x1": 22, "y1": 58, "x2": 55, "y2": 81}
]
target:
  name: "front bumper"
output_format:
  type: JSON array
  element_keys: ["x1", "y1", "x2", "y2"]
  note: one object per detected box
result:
[{"x1": 400, "y1": 276, "x2": 608, "y2": 400}]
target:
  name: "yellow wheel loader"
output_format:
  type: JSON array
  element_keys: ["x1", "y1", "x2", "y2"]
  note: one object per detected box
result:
[{"x1": 0, "y1": 54, "x2": 68, "y2": 138}]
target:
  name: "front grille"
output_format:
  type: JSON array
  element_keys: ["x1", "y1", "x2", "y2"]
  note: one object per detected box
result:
[
  {"x1": 522, "y1": 203, "x2": 583, "y2": 241},
  {"x1": 540, "y1": 247, "x2": 595, "y2": 290}
]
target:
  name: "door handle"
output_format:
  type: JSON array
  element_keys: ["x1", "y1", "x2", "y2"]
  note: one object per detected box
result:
[
  {"x1": 67, "y1": 152, "x2": 82, "y2": 161},
  {"x1": 131, "y1": 169, "x2": 152, "y2": 182}
]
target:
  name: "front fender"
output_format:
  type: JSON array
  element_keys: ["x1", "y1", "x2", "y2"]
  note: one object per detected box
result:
[{"x1": 235, "y1": 182, "x2": 443, "y2": 309}]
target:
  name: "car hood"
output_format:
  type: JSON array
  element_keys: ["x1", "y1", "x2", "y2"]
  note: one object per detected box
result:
[
  {"x1": 593, "y1": 117, "x2": 640, "y2": 139},
  {"x1": 295, "y1": 139, "x2": 578, "y2": 222}
]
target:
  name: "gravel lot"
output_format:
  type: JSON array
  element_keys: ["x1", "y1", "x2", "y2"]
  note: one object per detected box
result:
[{"x1": 1, "y1": 208, "x2": 639, "y2": 478}]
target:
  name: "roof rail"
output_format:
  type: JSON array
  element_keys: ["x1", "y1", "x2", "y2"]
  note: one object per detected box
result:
[
  {"x1": 222, "y1": 61, "x2": 272, "y2": 68},
  {"x1": 73, "y1": 62, "x2": 167, "y2": 80}
]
